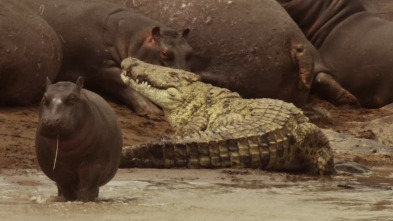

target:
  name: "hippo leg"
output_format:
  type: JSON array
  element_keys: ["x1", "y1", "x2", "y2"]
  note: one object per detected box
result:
[
  {"x1": 77, "y1": 186, "x2": 99, "y2": 202},
  {"x1": 56, "y1": 184, "x2": 77, "y2": 201},
  {"x1": 76, "y1": 163, "x2": 105, "y2": 202},
  {"x1": 118, "y1": 86, "x2": 164, "y2": 119},
  {"x1": 54, "y1": 170, "x2": 79, "y2": 201},
  {"x1": 313, "y1": 72, "x2": 360, "y2": 106},
  {"x1": 57, "y1": 185, "x2": 63, "y2": 197},
  {"x1": 57, "y1": 183, "x2": 78, "y2": 201}
]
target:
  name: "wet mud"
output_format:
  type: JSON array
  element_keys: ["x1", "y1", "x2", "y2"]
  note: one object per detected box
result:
[{"x1": 1, "y1": 168, "x2": 393, "y2": 221}]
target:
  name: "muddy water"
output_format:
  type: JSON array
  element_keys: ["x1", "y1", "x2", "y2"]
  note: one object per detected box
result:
[{"x1": 0, "y1": 169, "x2": 393, "y2": 221}]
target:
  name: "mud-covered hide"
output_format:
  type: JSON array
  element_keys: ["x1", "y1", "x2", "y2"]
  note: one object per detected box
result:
[
  {"x1": 107, "y1": 0, "x2": 325, "y2": 107},
  {"x1": 0, "y1": 1, "x2": 62, "y2": 106}
]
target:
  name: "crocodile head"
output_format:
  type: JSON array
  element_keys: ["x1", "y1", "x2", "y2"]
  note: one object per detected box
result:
[{"x1": 121, "y1": 57, "x2": 201, "y2": 111}]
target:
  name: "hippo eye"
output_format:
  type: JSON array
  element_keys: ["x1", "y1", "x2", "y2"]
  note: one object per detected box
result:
[
  {"x1": 67, "y1": 94, "x2": 77, "y2": 104},
  {"x1": 160, "y1": 49, "x2": 174, "y2": 61},
  {"x1": 42, "y1": 95, "x2": 50, "y2": 106}
]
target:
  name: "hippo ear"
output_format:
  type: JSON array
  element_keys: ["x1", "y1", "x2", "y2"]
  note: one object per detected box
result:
[
  {"x1": 76, "y1": 76, "x2": 84, "y2": 89},
  {"x1": 46, "y1": 77, "x2": 52, "y2": 90},
  {"x1": 182, "y1": 28, "x2": 190, "y2": 38},
  {"x1": 151, "y1": 26, "x2": 161, "y2": 41}
]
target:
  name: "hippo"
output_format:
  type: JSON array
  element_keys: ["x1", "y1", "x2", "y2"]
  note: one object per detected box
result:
[
  {"x1": 106, "y1": 0, "x2": 329, "y2": 107},
  {"x1": 35, "y1": 77, "x2": 122, "y2": 202},
  {"x1": 361, "y1": 0, "x2": 393, "y2": 21},
  {"x1": 280, "y1": 0, "x2": 393, "y2": 108},
  {"x1": 0, "y1": 0, "x2": 62, "y2": 106},
  {"x1": 18, "y1": 0, "x2": 192, "y2": 117}
]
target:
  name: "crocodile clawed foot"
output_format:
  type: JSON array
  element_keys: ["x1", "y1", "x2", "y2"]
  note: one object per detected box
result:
[{"x1": 312, "y1": 148, "x2": 335, "y2": 175}]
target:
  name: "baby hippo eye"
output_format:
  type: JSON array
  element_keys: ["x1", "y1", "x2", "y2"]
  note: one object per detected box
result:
[
  {"x1": 42, "y1": 95, "x2": 50, "y2": 106},
  {"x1": 160, "y1": 48, "x2": 174, "y2": 61},
  {"x1": 67, "y1": 94, "x2": 77, "y2": 104}
]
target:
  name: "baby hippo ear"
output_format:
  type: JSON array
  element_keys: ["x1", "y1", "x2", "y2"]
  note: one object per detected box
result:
[
  {"x1": 76, "y1": 76, "x2": 84, "y2": 89},
  {"x1": 46, "y1": 77, "x2": 52, "y2": 90},
  {"x1": 182, "y1": 28, "x2": 190, "y2": 38},
  {"x1": 146, "y1": 26, "x2": 161, "y2": 46},
  {"x1": 151, "y1": 26, "x2": 161, "y2": 42}
]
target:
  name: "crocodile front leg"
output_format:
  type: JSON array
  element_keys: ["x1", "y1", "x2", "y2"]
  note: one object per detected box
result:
[{"x1": 174, "y1": 116, "x2": 208, "y2": 136}]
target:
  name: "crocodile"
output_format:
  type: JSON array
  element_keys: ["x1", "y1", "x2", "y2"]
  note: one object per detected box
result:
[{"x1": 120, "y1": 58, "x2": 335, "y2": 175}]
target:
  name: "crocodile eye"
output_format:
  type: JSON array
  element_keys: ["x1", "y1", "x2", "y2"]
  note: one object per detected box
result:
[{"x1": 161, "y1": 48, "x2": 174, "y2": 61}]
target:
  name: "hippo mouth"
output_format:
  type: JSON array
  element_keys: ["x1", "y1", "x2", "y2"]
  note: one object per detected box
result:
[{"x1": 39, "y1": 123, "x2": 74, "y2": 139}]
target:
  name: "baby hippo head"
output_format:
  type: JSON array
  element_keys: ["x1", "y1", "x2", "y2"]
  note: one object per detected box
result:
[{"x1": 38, "y1": 77, "x2": 88, "y2": 138}]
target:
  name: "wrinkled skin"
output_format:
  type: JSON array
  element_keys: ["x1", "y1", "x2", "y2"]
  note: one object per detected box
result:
[
  {"x1": 0, "y1": 0, "x2": 62, "y2": 106},
  {"x1": 360, "y1": 0, "x2": 393, "y2": 21},
  {"x1": 280, "y1": 0, "x2": 393, "y2": 108},
  {"x1": 35, "y1": 77, "x2": 122, "y2": 202},
  {"x1": 18, "y1": 0, "x2": 193, "y2": 118},
  {"x1": 107, "y1": 0, "x2": 327, "y2": 107}
]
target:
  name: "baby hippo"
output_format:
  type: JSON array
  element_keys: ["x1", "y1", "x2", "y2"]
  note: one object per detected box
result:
[{"x1": 35, "y1": 77, "x2": 122, "y2": 202}]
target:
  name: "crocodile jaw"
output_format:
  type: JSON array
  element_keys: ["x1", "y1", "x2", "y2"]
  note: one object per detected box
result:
[{"x1": 121, "y1": 71, "x2": 183, "y2": 111}]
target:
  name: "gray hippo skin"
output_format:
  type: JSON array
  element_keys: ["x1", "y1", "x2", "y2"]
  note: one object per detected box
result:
[
  {"x1": 18, "y1": 0, "x2": 192, "y2": 117},
  {"x1": 0, "y1": 0, "x2": 62, "y2": 105},
  {"x1": 280, "y1": 0, "x2": 393, "y2": 108},
  {"x1": 35, "y1": 77, "x2": 122, "y2": 202},
  {"x1": 107, "y1": 0, "x2": 327, "y2": 107}
]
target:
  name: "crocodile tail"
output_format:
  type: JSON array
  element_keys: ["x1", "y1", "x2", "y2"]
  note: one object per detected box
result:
[
  {"x1": 120, "y1": 139, "x2": 213, "y2": 168},
  {"x1": 120, "y1": 127, "x2": 294, "y2": 170},
  {"x1": 120, "y1": 124, "x2": 335, "y2": 175}
]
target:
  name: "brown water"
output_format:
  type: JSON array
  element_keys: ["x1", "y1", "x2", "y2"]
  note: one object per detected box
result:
[{"x1": 1, "y1": 168, "x2": 393, "y2": 221}]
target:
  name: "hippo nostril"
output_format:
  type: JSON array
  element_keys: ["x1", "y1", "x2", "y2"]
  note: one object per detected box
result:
[{"x1": 42, "y1": 118, "x2": 62, "y2": 127}]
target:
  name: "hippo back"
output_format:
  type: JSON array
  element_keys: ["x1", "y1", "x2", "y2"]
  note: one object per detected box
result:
[
  {"x1": 107, "y1": 0, "x2": 324, "y2": 107},
  {"x1": 0, "y1": 0, "x2": 62, "y2": 105},
  {"x1": 281, "y1": 0, "x2": 393, "y2": 108}
]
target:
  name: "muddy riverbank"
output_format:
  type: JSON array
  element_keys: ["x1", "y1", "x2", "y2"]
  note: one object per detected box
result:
[{"x1": 1, "y1": 96, "x2": 393, "y2": 220}]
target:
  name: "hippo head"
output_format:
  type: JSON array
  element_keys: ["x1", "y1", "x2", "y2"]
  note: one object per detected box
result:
[
  {"x1": 136, "y1": 26, "x2": 193, "y2": 71},
  {"x1": 38, "y1": 77, "x2": 89, "y2": 138}
]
